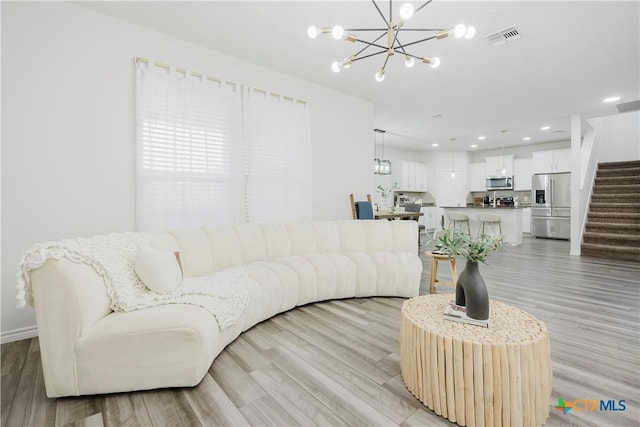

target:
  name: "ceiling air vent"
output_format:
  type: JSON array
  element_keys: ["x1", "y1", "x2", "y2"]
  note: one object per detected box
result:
[
  {"x1": 616, "y1": 100, "x2": 640, "y2": 113},
  {"x1": 486, "y1": 26, "x2": 520, "y2": 46}
]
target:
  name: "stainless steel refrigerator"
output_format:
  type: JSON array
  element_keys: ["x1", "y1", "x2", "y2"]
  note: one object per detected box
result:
[{"x1": 531, "y1": 173, "x2": 571, "y2": 239}]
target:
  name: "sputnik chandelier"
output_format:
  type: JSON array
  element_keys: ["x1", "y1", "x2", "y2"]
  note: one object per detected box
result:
[{"x1": 307, "y1": 0, "x2": 475, "y2": 81}]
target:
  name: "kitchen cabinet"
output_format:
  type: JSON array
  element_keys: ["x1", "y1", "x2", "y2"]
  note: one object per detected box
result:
[
  {"x1": 532, "y1": 149, "x2": 571, "y2": 174},
  {"x1": 438, "y1": 170, "x2": 464, "y2": 207},
  {"x1": 419, "y1": 206, "x2": 437, "y2": 230},
  {"x1": 522, "y1": 207, "x2": 532, "y2": 233},
  {"x1": 401, "y1": 161, "x2": 428, "y2": 190},
  {"x1": 514, "y1": 158, "x2": 533, "y2": 191},
  {"x1": 469, "y1": 162, "x2": 486, "y2": 191},
  {"x1": 486, "y1": 155, "x2": 514, "y2": 177}
]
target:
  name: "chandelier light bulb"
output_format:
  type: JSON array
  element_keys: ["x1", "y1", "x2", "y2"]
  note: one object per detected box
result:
[
  {"x1": 430, "y1": 57, "x2": 441, "y2": 68},
  {"x1": 451, "y1": 171, "x2": 456, "y2": 178},
  {"x1": 405, "y1": 56, "x2": 415, "y2": 68},
  {"x1": 331, "y1": 25, "x2": 344, "y2": 40},
  {"x1": 331, "y1": 61, "x2": 342, "y2": 73},
  {"x1": 501, "y1": 167, "x2": 507, "y2": 176},
  {"x1": 454, "y1": 24, "x2": 467, "y2": 38},
  {"x1": 399, "y1": 3, "x2": 415, "y2": 20},
  {"x1": 307, "y1": 26, "x2": 319, "y2": 39},
  {"x1": 375, "y1": 70, "x2": 385, "y2": 82},
  {"x1": 465, "y1": 26, "x2": 476, "y2": 39}
]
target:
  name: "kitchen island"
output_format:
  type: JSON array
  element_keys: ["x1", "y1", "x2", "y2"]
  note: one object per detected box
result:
[{"x1": 442, "y1": 206, "x2": 524, "y2": 245}]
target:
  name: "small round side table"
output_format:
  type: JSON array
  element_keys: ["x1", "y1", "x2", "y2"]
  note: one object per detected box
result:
[{"x1": 400, "y1": 294, "x2": 552, "y2": 427}]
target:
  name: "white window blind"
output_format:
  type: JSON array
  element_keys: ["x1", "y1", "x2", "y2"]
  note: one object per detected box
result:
[
  {"x1": 244, "y1": 89, "x2": 311, "y2": 223},
  {"x1": 135, "y1": 58, "x2": 311, "y2": 231},
  {"x1": 136, "y1": 60, "x2": 244, "y2": 232}
]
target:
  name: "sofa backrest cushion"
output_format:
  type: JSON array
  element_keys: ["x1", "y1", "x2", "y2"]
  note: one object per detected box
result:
[{"x1": 158, "y1": 220, "x2": 417, "y2": 278}]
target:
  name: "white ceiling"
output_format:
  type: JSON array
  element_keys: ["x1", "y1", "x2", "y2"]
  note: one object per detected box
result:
[{"x1": 76, "y1": 0, "x2": 640, "y2": 151}]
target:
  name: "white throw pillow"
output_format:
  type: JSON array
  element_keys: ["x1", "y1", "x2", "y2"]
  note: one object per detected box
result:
[{"x1": 135, "y1": 246, "x2": 183, "y2": 293}]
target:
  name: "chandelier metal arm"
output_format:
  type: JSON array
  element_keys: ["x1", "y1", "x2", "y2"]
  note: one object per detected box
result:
[
  {"x1": 354, "y1": 40, "x2": 388, "y2": 52},
  {"x1": 393, "y1": 28, "x2": 448, "y2": 32},
  {"x1": 351, "y1": 49, "x2": 388, "y2": 63},
  {"x1": 345, "y1": 28, "x2": 393, "y2": 32},
  {"x1": 371, "y1": 0, "x2": 391, "y2": 27},
  {"x1": 397, "y1": 34, "x2": 438, "y2": 49},
  {"x1": 350, "y1": 32, "x2": 388, "y2": 59},
  {"x1": 382, "y1": 53, "x2": 391, "y2": 70},
  {"x1": 415, "y1": 0, "x2": 434, "y2": 15}
]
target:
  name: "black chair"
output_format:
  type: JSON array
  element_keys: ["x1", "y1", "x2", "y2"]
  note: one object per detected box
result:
[{"x1": 404, "y1": 203, "x2": 425, "y2": 245}]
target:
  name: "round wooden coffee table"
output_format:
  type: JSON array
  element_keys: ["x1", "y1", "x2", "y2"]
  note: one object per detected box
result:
[{"x1": 400, "y1": 294, "x2": 552, "y2": 427}]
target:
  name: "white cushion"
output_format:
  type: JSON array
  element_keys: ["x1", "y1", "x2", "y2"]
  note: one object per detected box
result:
[{"x1": 135, "y1": 246, "x2": 183, "y2": 293}]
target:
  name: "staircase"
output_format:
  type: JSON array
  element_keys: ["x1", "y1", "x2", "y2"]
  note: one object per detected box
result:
[{"x1": 582, "y1": 160, "x2": 640, "y2": 262}]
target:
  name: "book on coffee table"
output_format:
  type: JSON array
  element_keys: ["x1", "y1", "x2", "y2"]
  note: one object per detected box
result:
[{"x1": 443, "y1": 301, "x2": 489, "y2": 328}]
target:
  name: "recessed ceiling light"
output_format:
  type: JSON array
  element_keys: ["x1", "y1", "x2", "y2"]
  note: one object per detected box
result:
[
  {"x1": 603, "y1": 96, "x2": 621, "y2": 103},
  {"x1": 432, "y1": 143, "x2": 438, "y2": 147},
  {"x1": 478, "y1": 136, "x2": 486, "y2": 140},
  {"x1": 470, "y1": 144, "x2": 478, "y2": 148},
  {"x1": 523, "y1": 137, "x2": 531, "y2": 141},
  {"x1": 541, "y1": 126, "x2": 550, "y2": 130}
]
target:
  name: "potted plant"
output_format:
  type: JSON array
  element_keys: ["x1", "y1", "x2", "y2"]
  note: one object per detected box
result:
[
  {"x1": 435, "y1": 228, "x2": 502, "y2": 320},
  {"x1": 376, "y1": 181, "x2": 399, "y2": 211}
]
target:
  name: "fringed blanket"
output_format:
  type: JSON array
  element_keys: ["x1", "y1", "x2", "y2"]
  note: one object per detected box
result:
[{"x1": 16, "y1": 233, "x2": 253, "y2": 330}]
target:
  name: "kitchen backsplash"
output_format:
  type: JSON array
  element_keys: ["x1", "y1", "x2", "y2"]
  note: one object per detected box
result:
[{"x1": 469, "y1": 190, "x2": 532, "y2": 205}]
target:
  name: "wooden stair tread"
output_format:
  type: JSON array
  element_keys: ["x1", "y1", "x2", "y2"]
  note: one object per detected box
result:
[
  {"x1": 581, "y1": 242, "x2": 640, "y2": 253},
  {"x1": 583, "y1": 232, "x2": 640, "y2": 241}
]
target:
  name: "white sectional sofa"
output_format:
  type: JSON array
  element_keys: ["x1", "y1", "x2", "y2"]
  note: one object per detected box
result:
[{"x1": 27, "y1": 220, "x2": 422, "y2": 397}]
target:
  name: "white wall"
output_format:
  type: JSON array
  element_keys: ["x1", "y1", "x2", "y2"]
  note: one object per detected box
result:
[
  {"x1": 469, "y1": 140, "x2": 571, "y2": 162},
  {"x1": 1, "y1": 2, "x2": 374, "y2": 339},
  {"x1": 589, "y1": 111, "x2": 640, "y2": 162},
  {"x1": 372, "y1": 146, "x2": 429, "y2": 204}
]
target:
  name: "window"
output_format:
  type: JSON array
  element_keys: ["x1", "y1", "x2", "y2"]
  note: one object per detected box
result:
[
  {"x1": 135, "y1": 59, "x2": 310, "y2": 232},
  {"x1": 244, "y1": 89, "x2": 311, "y2": 223}
]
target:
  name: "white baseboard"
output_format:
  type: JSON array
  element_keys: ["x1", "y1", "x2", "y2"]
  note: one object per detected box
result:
[{"x1": 1, "y1": 325, "x2": 38, "y2": 344}]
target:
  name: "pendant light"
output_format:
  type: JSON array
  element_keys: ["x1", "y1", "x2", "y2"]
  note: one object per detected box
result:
[
  {"x1": 450, "y1": 138, "x2": 456, "y2": 178},
  {"x1": 374, "y1": 128, "x2": 391, "y2": 175},
  {"x1": 373, "y1": 130, "x2": 380, "y2": 174},
  {"x1": 500, "y1": 129, "x2": 507, "y2": 176}
]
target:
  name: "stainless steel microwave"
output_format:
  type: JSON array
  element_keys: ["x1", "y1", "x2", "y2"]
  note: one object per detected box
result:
[{"x1": 486, "y1": 176, "x2": 513, "y2": 190}]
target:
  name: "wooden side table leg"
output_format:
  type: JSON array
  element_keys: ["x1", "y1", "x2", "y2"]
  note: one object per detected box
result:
[
  {"x1": 429, "y1": 257, "x2": 438, "y2": 294},
  {"x1": 450, "y1": 257, "x2": 458, "y2": 286}
]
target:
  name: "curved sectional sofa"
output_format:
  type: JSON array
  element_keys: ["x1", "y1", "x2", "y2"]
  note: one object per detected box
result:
[{"x1": 28, "y1": 220, "x2": 422, "y2": 397}]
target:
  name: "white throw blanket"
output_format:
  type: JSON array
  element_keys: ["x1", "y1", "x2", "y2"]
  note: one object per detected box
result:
[{"x1": 16, "y1": 233, "x2": 253, "y2": 330}]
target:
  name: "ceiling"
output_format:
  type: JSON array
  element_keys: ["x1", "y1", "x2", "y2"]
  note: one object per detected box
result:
[{"x1": 76, "y1": 1, "x2": 640, "y2": 151}]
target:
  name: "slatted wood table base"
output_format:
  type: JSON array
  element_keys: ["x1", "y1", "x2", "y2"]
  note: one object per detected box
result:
[{"x1": 400, "y1": 295, "x2": 552, "y2": 427}]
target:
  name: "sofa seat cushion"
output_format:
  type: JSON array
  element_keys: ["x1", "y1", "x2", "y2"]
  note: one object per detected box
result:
[
  {"x1": 75, "y1": 304, "x2": 218, "y2": 395},
  {"x1": 347, "y1": 252, "x2": 423, "y2": 298},
  {"x1": 276, "y1": 254, "x2": 357, "y2": 306}
]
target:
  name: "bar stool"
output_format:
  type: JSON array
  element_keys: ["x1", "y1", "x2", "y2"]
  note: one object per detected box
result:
[
  {"x1": 477, "y1": 213, "x2": 503, "y2": 242},
  {"x1": 425, "y1": 251, "x2": 458, "y2": 294},
  {"x1": 446, "y1": 212, "x2": 471, "y2": 235}
]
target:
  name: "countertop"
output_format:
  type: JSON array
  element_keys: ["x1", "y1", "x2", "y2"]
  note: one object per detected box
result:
[{"x1": 442, "y1": 205, "x2": 531, "y2": 209}]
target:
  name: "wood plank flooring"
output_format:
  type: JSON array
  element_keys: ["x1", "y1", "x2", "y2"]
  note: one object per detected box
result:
[{"x1": 2, "y1": 236, "x2": 639, "y2": 426}]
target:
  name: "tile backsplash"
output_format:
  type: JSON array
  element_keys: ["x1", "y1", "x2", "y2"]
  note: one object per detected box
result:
[{"x1": 470, "y1": 190, "x2": 532, "y2": 205}]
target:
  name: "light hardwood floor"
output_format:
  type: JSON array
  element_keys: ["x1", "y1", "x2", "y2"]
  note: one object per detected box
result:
[{"x1": 2, "y1": 236, "x2": 639, "y2": 426}]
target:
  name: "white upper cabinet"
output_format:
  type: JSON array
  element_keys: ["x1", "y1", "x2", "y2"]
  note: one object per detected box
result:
[
  {"x1": 514, "y1": 158, "x2": 533, "y2": 191},
  {"x1": 486, "y1": 155, "x2": 514, "y2": 176},
  {"x1": 532, "y1": 149, "x2": 571, "y2": 174},
  {"x1": 469, "y1": 162, "x2": 486, "y2": 191},
  {"x1": 401, "y1": 161, "x2": 428, "y2": 191}
]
